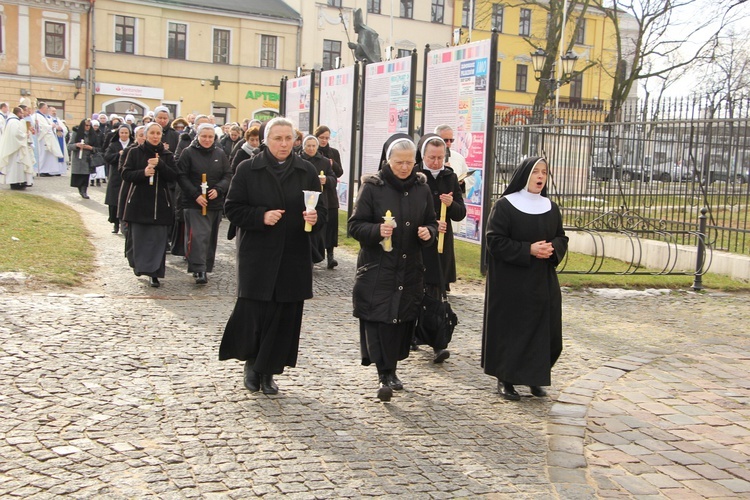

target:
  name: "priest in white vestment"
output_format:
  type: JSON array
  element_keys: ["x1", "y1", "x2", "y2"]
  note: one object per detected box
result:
[
  {"x1": 0, "y1": 107, "x2": 35, "y2": 189},
  {"x1": 32, "y1": 102, "x2": 65, "y2": 176}
]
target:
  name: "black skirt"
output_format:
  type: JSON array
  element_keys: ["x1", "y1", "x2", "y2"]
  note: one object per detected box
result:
[
  {"x1": 70, "y1": 173, "x2": 90, "y2": 188},
  {"x1": 359, "y1": 320, "x2": 414, "y2": 370},
  {"x1": 219, "y1": 298, "x2": 304, "y2": 375}
]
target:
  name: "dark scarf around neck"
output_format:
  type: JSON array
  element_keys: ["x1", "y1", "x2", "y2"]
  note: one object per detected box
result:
[{"x1": 381, "y1": 163, "x2": 417, "y2": 193}]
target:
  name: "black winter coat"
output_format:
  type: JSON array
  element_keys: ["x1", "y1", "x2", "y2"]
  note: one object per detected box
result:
[
  {"x1": 104, "y1": 140, "x2": 129, "y2": 207},
  {"x1": 224, "y1": 151, "x2": 326, "y2": 302},
  {"x1": 318, "y1": 144, "x2": 343, "y2": 209},
  {"x1": 299, "y1": 151, "x2": 335, "y2": 208},
  {"x1": 121, "y1": 143, "x2": 179, "y2": 225},
  {"x1": 162, "y1": 126, "x2": 180, "y2": 153},
  {"x1": 421, "y1": 167, "x2": 466, "y2": 284},
  {"x1": 231, "y1": 143, "x2": 254, "y2": 174},
  {"x1": 177, "y1": 141, "x2": 232, "y2": 211},
  {"x1": 116, "y1": 144, "x2": 138, "y2": 220},
  {"x1": 348, "y1": 168, "x2": 438, "y2": 324}
]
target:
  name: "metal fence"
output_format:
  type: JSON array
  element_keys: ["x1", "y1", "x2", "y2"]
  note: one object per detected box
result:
[{"x1": 492, "y1": 97, "x2": 750, "y2": 264}]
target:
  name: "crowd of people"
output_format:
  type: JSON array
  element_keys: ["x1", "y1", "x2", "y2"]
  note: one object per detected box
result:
[{"x1": 0, "y1": 101, "x2": 568, "y2": 403}]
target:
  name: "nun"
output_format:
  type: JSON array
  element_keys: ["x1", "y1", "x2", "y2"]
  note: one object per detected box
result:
[
  {"x1": 120, "y1": 122, "x2": 179, "y2": 288},
  {"x1": 348, "y1": 134, "x2": 437, "y2": 402},
  {"x1": 482, "y1": 156, "x2": 568, "y2": 400}
]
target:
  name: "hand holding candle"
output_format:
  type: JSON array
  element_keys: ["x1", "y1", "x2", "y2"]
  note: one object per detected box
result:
[
  {"x1": 380, "y1": 210, "x2": 397, "y2": 252},
  {"x1": 437, "y1": 202, "x2": 447, "y2": 254},
  {"x1": 78, "y1": 140, "x2": 84, "y2": 159},
  {"x1": 148, "y1": 153, "x2": 159, "y2": 185},
  {"x1": 302, "y1": 190, "x2": 321, "y2": 232},
  {"x1": 200, "y1": 173, "x2": 208, "y2": 216},
  {"x1": 319, "y1": 171, "x2": 326, "y2": 190}
]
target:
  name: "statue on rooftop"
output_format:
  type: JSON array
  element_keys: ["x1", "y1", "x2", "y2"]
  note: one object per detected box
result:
[{"x1": 347, "y1": 8, "x2": 381, "y2": 64}]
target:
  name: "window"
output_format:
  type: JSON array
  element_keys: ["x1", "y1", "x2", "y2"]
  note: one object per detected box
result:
[
  {"x1": 492, "y1": 4, "x2": 504, "y2": 32},
  {"x1": 431, "y1": 0, "x2": 445, "y2": 23},
  {"x1": 519, "y1": 8, "x2": 531, "y2": 36},
  {"x1": 213, "y1": 29, "x2": 230, "y2": 64},
  {"x1": 323, "y1": 39, "x2": 342, "y2": 70},
  {"x1": 461, "y1": 1, "x2": 472, "y2": 28},
  {"x1": 569, "y1": 73, "x2": 583, "y2": 104},
  {"x1": 167, "y1": 22, "x2": 187, "y2": 60},
  {"x1": 367, "y1": 0, "x2": 381, "y2": 14},
  {"x1": 400, "y1": 0, "x2": 413, "y2": 19},
  {"x1": 328, "y1": 0, "x2": 342, "y2": 6},
  {"x1": 115, "y1": 16, "x2": 135, "y2": 54},
  {"x1": 575, "y1": 19, "x2": 586, "y2": 45},
  {"x1": 397, "y1": 48, "x2": 411, "y2": 58},
  {"x1": 495, "y1": 61, "x2": 501, "y2": 90},
  {"x1": 515, "y1": 64, "x2": 527, "y2": 92},
  {"x1": 260, "y1": 35, "x2": 277, "y2": 68},
  {"x1": 45, "y1": 22, "x2": 65, "y2": 58}
]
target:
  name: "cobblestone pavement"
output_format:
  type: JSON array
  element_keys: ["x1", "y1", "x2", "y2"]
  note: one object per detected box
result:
[{"x1": 1, "y1": 176, "x2": 749, "y2": 498}]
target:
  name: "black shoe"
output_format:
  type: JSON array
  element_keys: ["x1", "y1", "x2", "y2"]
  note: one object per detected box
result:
[
  {"x1": 243, "y1": 361, "x2": 259, "y2": 392},
  {"x1": 260, "y1": 374, "x2": 278, "y2": 395},
  {"x1": 78, "y1": 187, "x2": 89, "y2": 199},
  {"x1": 376, "y1": 375, "x2": 393, "y2": 402},
  {"x1": 96, "y1": 180, "x2": 101, "y2": 187},
  {"x1": 195, "y1": 272, "x2": 208, "y2": 284},
  {"x1": 326, "y1": 249, "x2": 338, "y2": 269},
  {"x1": 90, "y1": 180, "x2": 95, "y2": 187},
  {"x1": 102, "y1": 178, "x2": 107, "y2": 184},
  {"x1": 530, "y1": 386, "x2": 548, "y2": 397},
  {"x1": 410, "y1": 335, "x2": 419, "y2": 351},
  {"x1": 112, "y1": 223, "x2": 119, "y2": 234},
  {"x1": 386, "y1": 371, "x2": 403, "y2": 391},
  {"x1": 149, "y1": 277, "x2": 160, "y2": 288},
  {"x1": 433, "y1": 349, "x2": 450, "y2": 364},
  {"x1": 498, "y1": 381, "x2": 520, "y2": 401}
]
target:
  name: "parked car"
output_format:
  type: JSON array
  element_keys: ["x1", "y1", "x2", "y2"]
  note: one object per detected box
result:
[{"x1": 651, "y1": 162, "x2": 691, "y2": 182}]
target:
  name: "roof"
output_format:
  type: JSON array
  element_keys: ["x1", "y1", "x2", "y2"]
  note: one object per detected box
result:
[{"x1": 146, "y1": 0, "x2": 301, "y2": 22}]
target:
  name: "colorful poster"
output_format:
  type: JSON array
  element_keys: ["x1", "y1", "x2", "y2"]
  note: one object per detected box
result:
[
  {"x1": 424, "y1": 39, "x2": 493, "y2": 244},
  {"x1": 319, "y1": 66, "x2": 356, "y2": 212},
  {"x1": 361, "y1": 56, "x2": 412, "y2": 176},
  {"x1": 284, "y1": 75, "x2": 311, "y2": 133}
]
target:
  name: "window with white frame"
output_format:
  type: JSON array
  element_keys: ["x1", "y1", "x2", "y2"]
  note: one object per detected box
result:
[
  {"x1": 260, "y1": 35, "x2": 277, "y2": 69},
  {"x1": 213, "y1": 29, "x2": 230, "y2": 64}
]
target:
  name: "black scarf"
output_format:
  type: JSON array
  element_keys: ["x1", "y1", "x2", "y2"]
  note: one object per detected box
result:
[
  {"x1": 381, "y1": 163, "x2": 417, "y2": 193},
  {"x1": 318, "y1": 143, "x2": 332, "y2": 158},
  {"x1": 142, "y1": 140, "x2": 166, "y2": 157},
  {"x1": 264, "y1": 148, "x2": 295, "y2": 183}
]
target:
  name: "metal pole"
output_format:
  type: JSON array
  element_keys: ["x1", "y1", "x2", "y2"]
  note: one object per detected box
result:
[{"x1": 692, "y1": 207, "x2": 708, "y2": 291}]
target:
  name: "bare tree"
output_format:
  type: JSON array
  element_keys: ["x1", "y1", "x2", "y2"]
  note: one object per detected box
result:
[{"x1": 694, "y1": 29, "x2": 750, "y2": 115}]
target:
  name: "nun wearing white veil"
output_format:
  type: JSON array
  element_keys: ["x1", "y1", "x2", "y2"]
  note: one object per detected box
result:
[{"x1": 481, "y1": 156, "x2": 568, "y2": 401}]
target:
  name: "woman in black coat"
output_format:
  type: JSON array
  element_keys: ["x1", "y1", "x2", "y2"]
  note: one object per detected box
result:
[
  {"x1": 416, "y1": 134, "x2": 466, "y2": 362},
  {"x1": 299, "y1": 134, "x2": 335, "y2": 264},
  {"x1": 314, "y1": 125, "x2": 344, "y2": 268},
  {"x1": 120, "y1": 122, "x2": 179, "y2": 288},
  {"x1": 230, "y1": 126, "x2": 261, "y2": 174},
  {"x1": 177, "y1": 123, "x2": 232, "y2": 284},
  {"x1": 104, "y1": 125, "x2": 133, "y2": 234},
  {"x1": 219, "y1": 117, "x2": 325, "y2": 395},
  {"x1": 117, "y1": 126, "x2": 145, "y2": 269},
  {"x1": 67, "y1": 119, "x2": 99, "y2": 199},
  {"x1": 348, "y1": 134, "x2": 438, "y2": 402}
]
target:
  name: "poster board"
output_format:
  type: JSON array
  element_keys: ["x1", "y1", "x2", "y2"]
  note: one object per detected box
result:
[
  {"x1": 423, "y1": 38, "x2": 496, "y2": 245},
  {"x1": 319, "y1": 66, "x2": 358, "y2": 212},
  {"x1": 360, "y1": 55, "x2": 414, "y2": 177},
  {"x1": 283, "y1": 73, "x2": 314, "y2": 134}
]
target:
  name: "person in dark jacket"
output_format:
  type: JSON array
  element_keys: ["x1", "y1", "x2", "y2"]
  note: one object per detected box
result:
[
  {"x1": 68, "y1": 119, "x2": 99, "y2": 199},
  {"x1": 120, "y1": 122, "x2": 179, "y2": 288},
  {"x1": 177, "y1": 123, "x2": 232, "y2": 284},
  {"x1": 348, "y1": 134, "x2": 438, "y2": 402},
  {"x1": 230, "y1": 126, "x2": 261, "y2": 173},
  {"x1": 117, "y1": 126, "x2": 146, "y2": 268},
  {"x1": 220, "y1": 124, "x2": 242, "y2": 158},
  {"x1": 104, "y1": 125, "x2": 133, "y2": 234},
  {"x1": 416, "y1": 133, "x2": 466, "y2": 362},
  {"x1": 153, "y1": 106, "x2": 180, "y2": 152},
  {"x1": 314, "y1": 125, "x2": 344, "y2": 268},
  {"x1": 299, "y1": 134, "x2": 335, "y2": 264},
  {"x1": 482, "y1": 157, "x2": 568, "y2": 401},
  {"x1": 219, "y1": 117, "x2": 325, "y2": 396}
]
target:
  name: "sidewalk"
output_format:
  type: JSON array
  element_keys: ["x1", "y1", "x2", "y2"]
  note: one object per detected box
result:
[{"x1": 1, "y1": 175, "x2": 748, "y2": 498}]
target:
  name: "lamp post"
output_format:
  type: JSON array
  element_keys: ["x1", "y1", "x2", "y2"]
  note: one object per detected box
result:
[
  {"x1": 72, "y1": 75, "x2": 84, "y2": 99},
  {"x1": 530, "y1": 47, "x2": 578, "y2": 93}
]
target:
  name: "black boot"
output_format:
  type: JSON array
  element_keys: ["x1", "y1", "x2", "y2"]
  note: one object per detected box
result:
[
  {"x1": 79, "y1": 186, "x2": 90, "y2": 199},
  {"x1": 243, "y1": 360, "x2": 259, "y2": 392},
  {"x1": 498, "y1": 381, "x2": 520, "y2": 401},
  {"x1": 96, "y1": 179, "x2": 101, "y2": 187},
  {"x1": 530, "y1": 386, "x2": 548, "y2": 397},
  {"x1": 260, "y1": 374, "x2": 278, "y2": 395},
  {"x1": 433, "y1": 348, "x2": 450, "y2": 364},
  {"x1": 195, "y1": 272, "x2": 208, "y2": 284},
  {"x1": 376, "y1": 369, "x2": 393, "y2": 402},
  {"x1": 90, "y1": 180, "x2": 94, "y2": 187},
  {"x1": 112, "y1": 222, "x2": 120, "y2": 234},
  {"x1": 385, "y1": 370, "x2": 403, "y2": 391},
  {"x1": 326, "y1": 248, "x2": 338, "y2": 269}
]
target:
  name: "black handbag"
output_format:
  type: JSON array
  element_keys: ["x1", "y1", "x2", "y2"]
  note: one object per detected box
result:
[
  {"x1": 415, "y1": 257, "x2": 457, "y2": 349},
  {"x1": 88, "y1": 151, "x2": 106, "y2": 168}
]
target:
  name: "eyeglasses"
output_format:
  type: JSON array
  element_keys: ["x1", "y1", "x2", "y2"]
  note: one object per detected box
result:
[{"x1": 443, "y1": 138, "x2": 454, "y2": 143}]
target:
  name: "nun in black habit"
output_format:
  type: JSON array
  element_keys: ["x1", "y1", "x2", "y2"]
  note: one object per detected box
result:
[{"x1": 481, "y1": 156, "x2": 568, "y2": 400}]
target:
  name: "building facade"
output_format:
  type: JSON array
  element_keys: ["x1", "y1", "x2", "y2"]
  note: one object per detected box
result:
[
  {"x1": 90, "y1": 0, "x2": 301, "y2": 124},
  {"x1": 0, "y1": 0, "x2": 90, "y2": 121}
]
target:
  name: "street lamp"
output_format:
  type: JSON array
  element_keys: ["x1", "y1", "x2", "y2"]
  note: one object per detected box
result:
[
  {"x1": 72, "y1": 75, "x2": 84, "y2": 99},
  {"x1": 530, "y1": 47, "x2": 578, "y2": 92}
]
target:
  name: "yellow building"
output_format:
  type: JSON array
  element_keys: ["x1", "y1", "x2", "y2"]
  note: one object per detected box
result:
[
  {"x1": 90, "y1": 0, "x2": 302, "y2": 123},
  {"x1": 453, "y1": 0, "x2": 622, "y2": 113},
  {"x1": 0, "y1": 0, "x2": 90, "y2": 121}
]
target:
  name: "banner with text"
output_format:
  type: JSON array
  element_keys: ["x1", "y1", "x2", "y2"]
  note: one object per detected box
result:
[
  {"x1": 424, "y1": 39, "x2": 493, "y2": 244},
  {"x1": 319, "y1": 66, "x2": 357, "y2": 212},
  {"x1": 361, "y1": 56, "x2": 413, "y2": 177},
  {"x1": 284, "y1": 74, "x2": 312, "y2": 134}
]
